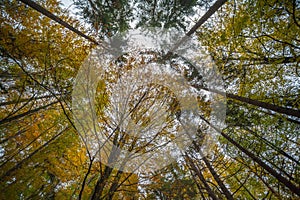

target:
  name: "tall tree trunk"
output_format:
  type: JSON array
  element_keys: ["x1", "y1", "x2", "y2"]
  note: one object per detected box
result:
[
  {"x1": 90, "y1": 166, "x2": 113, "y2": 200},
  {"x1": 202, "y1": 156, "x2": 234, "y2": 200},
  {"x1": 226, "y1": 92, "x2": 300, "y2": 118},
  {"x1": 19, "y1": 0, "x2": 99, "y2": 45},
  {"x1": 165, "y1": 0, "x2": 227, "y2": 57},
  {"x1": 106, "y1": 171, "x2": 123, "y2": 200},
  {"x1": 0, "y1": 100, "x2": 59, "y2": 126},
  {"x1": 243, "y1": 127, "x2": 299, "y2": 165},
  {"x1": 199, "y1": 116, "x2": 300, "y2": 197},
  {"x1": 185, "y1": 155, "x2": 221, "y2": 200},
  {"x1": 0, "y1": 93, "x2": 67, "y2": 107},
  {"x1": 90, "y1": 131, "x2": 122, "y2": 200},
  {"x1": 189, "y1": 134, "x2": 234, "y2": 199},
  {"x1": 78, "y1": 157, "x2": 94, "y2": 200},
  {"x1": 207, "y1": 88, "x2": 300, "y2": 118},
  {"x1": 0, "y1": 126, "x2": 70, "y2": 180}
]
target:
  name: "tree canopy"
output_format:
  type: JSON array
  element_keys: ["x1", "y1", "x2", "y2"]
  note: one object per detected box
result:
[
  {"x1": 74, "y1": 0, "x2": 213, "y2": 38},
  {"x1": 0, "y1": 0, "x2": 299, "y2": 199}
]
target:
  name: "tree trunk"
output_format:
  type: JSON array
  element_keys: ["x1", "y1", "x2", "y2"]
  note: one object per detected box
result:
[
  {"x1": 185, "y1": 155, "x2": 220, "y2": 200},
  {"x1": 199, "y1": 116, "x2": 300, "y2": 197},
  {"x1": 0, "y1": 100, "x2": 59, "y2": 126},
  {"x1": 90, "y1": 166, "x2": 113, "y2": 200},
  {"x1": 208, "y1": 88, "x2": 300, "y2": 118},
  {"x1": 0, "y1": 93, "x2": 67, "y2": 107},
  {"x1": 202, "y1": 156, "x2": 234, "y2": 200},
  {"x1": 0, "y1": 126, "x2": 69, "y2": 180}
]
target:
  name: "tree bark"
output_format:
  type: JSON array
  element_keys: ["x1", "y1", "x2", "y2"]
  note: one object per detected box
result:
[
  {"x1": 0, "y1": 100, "x2": 59, "y2": 126},
  {"x1": 90, "y1": 166, "x2": 113, "y2": 200},
  {"x1": 202, "y1": 156, "x2": 234, "y2": 200},
  {"x1": 19, "y1": 0, "x2": 99, "y2": 45},
  {"x1": 185, "y1": 155, "x2": 221, "y2": 200},
  {"x1": 0, "y1": 126, "x2": 70, "y2": 180},
  {"x1": 78, "y1": 158, "x2": 94, "y2": 200},
  {"x1": 208, "y1": 88, "x2": 300, "y2": 118},
  {"x1": 0, "y1": 93, "x2": 67, "y2": 107},
  {"x1": 199, "y1": 116, "x2": 300, "y2": 197}
]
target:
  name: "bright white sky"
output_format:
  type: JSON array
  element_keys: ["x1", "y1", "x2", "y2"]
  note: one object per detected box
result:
[
  {"x1": 60, "y1": 0, "x2": 73, "y2": 8},
  {"x1": 59, "y1": 0, "x2": 79, "y2": 16},
  {"x1": 59, "y1": 0, "x2": 83, "y2": 23}
]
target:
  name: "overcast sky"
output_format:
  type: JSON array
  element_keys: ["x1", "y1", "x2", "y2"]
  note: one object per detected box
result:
[
  {"x1": 60, "y1": 0, "x2": 73, "y2": 8},
  {"x1": 60, "y1": 0, "x2": 79, "y2": 16},
  {"x1": 59, "y1": 0, "x2": 82, "y2": 22}
]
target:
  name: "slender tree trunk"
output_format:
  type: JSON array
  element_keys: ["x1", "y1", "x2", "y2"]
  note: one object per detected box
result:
[
  {"x1": 165, "y1": 0, "x2": 227, "y2": 57},
  {"x1": 207, "y1": 88, "x2": 300, "y2": 118},
  {"x1": 78, "y1": 157, "x2": 94, "y2": 200},
  {"x1": 0, "y1": 94, "x2": 64, "y2": 107},
  {"x1": 226, "y1": 92, "x2": 300, "y2": 118},
  {"x1": 0, "y1": 100, "x2": 59, "y2": 126},
  {"x1": 244, "y1": 127, "x2": 299, "y2": 165},
  {"x1": 189, "y1": 135, "x2": 233, "y2": 199},
  {"x1": 185, "y1": 155, "x2": 220, "y2": 200},
  {"x1": 90, "y1": 131, "x2": 123, "y2": 200},
  {"x1": 259, "y1": 109, "x2": 300, "y2": 125},
  {"x1": 191, "y1": 174, "x2": 207, "y2": 200},
  {"x1": 90, "y1": 166, "x2": 113, "y2": 200},
  {"x1": 19, "y1": 0, "x2": 99, "y2": 45},
  {"x1": 106, "y1": 171, "x2": 123, "y2": 200},
  {"x1": 202, "y1": 156, "x2": 234, "y2": 200},
  {"x1": 199, "y1": 116, "x2": 300, "y2": 197},
  {"x1": 0, "y1": 126, "x2": 69, "y2": 180}
]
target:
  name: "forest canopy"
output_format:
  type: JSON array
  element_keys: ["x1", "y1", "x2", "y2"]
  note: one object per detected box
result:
[{"x1": 0, "y1": 0, "x2": 299, "y2": 199}]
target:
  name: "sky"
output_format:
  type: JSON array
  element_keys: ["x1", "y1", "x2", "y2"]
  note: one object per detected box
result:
[
  {"x1": 60, "y1": 0, "x2": 79, "y2": 17},
  {"x1": 59, "y1": 0, "x2": 84, "y2": 25},
  {"x1": 60, "y1": 0, "x2": 73, "y2": 8}
]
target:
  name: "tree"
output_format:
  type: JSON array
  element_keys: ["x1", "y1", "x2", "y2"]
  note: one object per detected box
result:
[
  {"x1": 74, "y1": 49, "x2": 200, "y2": 199},
  {"x1": 0, "y1": 0, "x2": 91, "y2": 198},
  {"x1": 1, "y1": 0, "x2": 299, "y2": 199},
  {"x1": 74, "y1": 0, "x2": 213, "y2": 38},
  {"x1": 192, "y1": 0, "x2": 300, "y2": 198}
]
